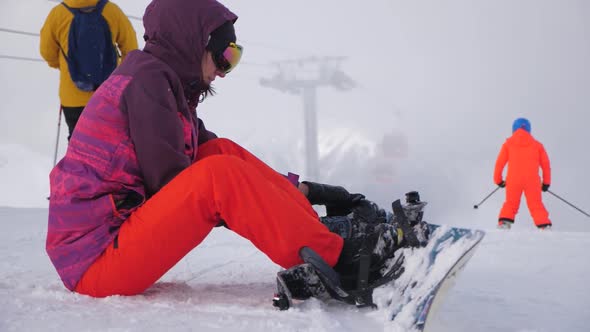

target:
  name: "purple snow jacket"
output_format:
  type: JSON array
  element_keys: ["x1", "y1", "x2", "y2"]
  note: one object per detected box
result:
[{"x1": 47, "y1": 0, "x2": 238, "y2": 291}]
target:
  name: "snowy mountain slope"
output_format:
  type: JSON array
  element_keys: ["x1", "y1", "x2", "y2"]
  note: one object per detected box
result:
[
  {"x1": 0, "y1": 144, "x2": 52, "y2": 208},
  {"x1": 0, "y1": 126, "x2": 405, "y2": 208},
  {"x1": 1, "y1": 207, "x2": 588, "y2": 332}
]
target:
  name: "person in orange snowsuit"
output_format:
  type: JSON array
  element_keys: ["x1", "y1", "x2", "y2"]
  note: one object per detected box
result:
[{"x1": 494, "y1": 118, "x2": 552, "y2": 229}]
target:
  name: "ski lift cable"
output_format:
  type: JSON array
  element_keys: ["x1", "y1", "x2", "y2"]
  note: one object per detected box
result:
[
  {"x1": 0, "y1": 52, "x2": 278, "y2": 68},
  {"x1": 0, "y1": 27, "x2": 39, "y2": 37},
  {"x1": 0, "y1": 54, "x2": 44, "y2": 62},
  {"x1": 0, "y1": 50, "x2": 284, "y2": 69},
  {"x1": 0, "y1": 26, "x2": 322, "y2": 59},
  {"x1": 0, "y1": 47, "x2": 347, "y2": 75}
]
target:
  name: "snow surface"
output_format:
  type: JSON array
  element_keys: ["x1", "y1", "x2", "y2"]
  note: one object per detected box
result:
[
  {"x1": 2, "y1": 0, "x2": 590, "y2": 331},
  {"x1": 1, "y1": 208, "x2": 589, "y2": 332}
]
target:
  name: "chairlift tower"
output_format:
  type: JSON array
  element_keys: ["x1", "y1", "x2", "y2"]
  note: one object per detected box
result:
[{"x1": 260, "y1": 56, "x2": 355, "y2": 181}]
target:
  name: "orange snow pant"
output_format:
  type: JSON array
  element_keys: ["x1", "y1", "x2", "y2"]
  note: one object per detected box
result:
[
  {"x1": 75, "y1": 138, "x2": 343, "y2": 297},
  {"x1": 499, "y1": 177, "x2": 551, "y2": 227}
]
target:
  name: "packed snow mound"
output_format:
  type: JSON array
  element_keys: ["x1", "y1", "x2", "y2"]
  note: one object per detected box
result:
[{"x1": 1, "y1": 207, "x2": 588, "y2": 332}]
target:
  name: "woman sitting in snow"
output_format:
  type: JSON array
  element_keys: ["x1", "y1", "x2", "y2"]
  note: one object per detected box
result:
[{"x1": 47, "y1": 0, "x2": 424, "y2": 300}]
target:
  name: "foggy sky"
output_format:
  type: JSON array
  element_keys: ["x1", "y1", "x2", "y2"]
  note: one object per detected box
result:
[{"x1": 1, "y1": 0, "x2": 589, "y2": 230}]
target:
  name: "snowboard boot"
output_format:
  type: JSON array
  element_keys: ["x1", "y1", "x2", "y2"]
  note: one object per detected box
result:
[
  {"x1": 319, "y1": 199, "x2": 388, "y2": 239},
  {"x1": 273, "y1": 261, "x2": 330, "y2": 308},
  {"x1": 273, "y1": 218, "x2": 399, "y2": 310},
  {"x1": 333, "y1": 222, "x2": 401, "y2": 290},
  {"x1": 273, "y1": 197, "x2": 421, "y2": 310},
  {"x1": 498, "y1": 218, "x2": 513, "y2": 230},
  {"x1": 318, "y1": 199, "x2": 401, "y2": 289},
  {"x1": 537, "y1": 224, "x2": 552, "y2": 231}
]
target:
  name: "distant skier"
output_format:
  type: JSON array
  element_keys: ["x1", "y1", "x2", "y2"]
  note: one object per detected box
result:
[
  {"x1": 494, "y1": 118, "x2": 552, "y2": 230},
  {"x1": 46, "y1": 0, "x2": 425, "y2": 300}
]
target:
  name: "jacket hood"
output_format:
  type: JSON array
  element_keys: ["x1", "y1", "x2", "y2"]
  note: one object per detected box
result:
[
  {"x1": 507, "y1": 128, "x2": 535, "y2": 147},
  {"x1": 142, "y1": 0, "x2": 237, "y2": 103}
]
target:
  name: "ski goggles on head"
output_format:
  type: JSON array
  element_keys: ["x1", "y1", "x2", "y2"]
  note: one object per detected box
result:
[{"x1": 213, "y1": 42, "x2": 243, "y2": 74}]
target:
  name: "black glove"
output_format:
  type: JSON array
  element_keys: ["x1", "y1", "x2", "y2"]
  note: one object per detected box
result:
[
  {"x1": 303, "y1": 181, "x2": 365, "y2": 216},
  {"x1": 497, "y1": 181, "x2": 506, "y2": 188},
  {"x1": 542, "y1": 183, "x2": 550, "y2": 192},
  {"x1": 349, "y1": 199, "x2": 387, "y2": 225}
]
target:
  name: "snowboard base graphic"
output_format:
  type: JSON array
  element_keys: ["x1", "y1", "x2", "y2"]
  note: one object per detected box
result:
[{"x1": 383, "y1": 224, "x2": 485, "y2": 331}]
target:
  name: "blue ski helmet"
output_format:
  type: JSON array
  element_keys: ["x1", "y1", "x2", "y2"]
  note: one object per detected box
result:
[{"x1": 512, "y1": 118, "x2": 531, "y2": 133}]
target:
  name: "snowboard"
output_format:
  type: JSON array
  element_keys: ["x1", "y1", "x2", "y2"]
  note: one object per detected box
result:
[
  {"x1": 382, "y1": 224, "x2": 485, "y2": 331},
  {"x1": 272, "y1": 192, "x2": 485, "y2": 331},
  {"x1": 272, "y1": 224, "x2": 484, "y2": 331}
]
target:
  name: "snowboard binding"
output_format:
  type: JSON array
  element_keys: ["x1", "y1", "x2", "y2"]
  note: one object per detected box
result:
[
  {"x1": 391, "y1": 191, "x2": 430, "y2": 248},
  {"x1": 273, "y1": 191, "x2": 430, "y2": 311}
]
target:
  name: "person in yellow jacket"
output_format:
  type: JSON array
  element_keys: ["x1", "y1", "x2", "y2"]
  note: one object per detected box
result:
[
  {"x1": 494, "y1": 118, "x2": 552, "y2": 230},
  {"x1": 40, "y1": 0, "x2": 138, "y2": 140}
]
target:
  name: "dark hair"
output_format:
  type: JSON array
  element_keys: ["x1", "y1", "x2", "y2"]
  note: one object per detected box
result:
[
  {"x1": 199, "y1": 85, "x2": 216, "y2": 103},
  {"x1": 186, "y1": 80, "x2": 215, "y2": 108}
]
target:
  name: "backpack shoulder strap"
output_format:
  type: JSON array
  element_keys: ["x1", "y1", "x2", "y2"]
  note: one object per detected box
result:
[
  {"x1": 61, "y1": 2, "x2": 75, "y2": 14},
  {"x1": 95, "y1": 0, "x2": 109, "y2": 14},
  {"x1": 61, "y1": 1, "x2": 107, "y2": 14}
]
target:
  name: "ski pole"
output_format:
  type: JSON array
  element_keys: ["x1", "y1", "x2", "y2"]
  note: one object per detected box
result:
[
  {"x1": 52, "y1": 106, "x2": 62, "y2": 168},
  {"x1": 547, "y1": 190, "x2": 590, "y2": 218},
  {"x1": 473, "y1": 186, "x2": 501, "y2": 209}
]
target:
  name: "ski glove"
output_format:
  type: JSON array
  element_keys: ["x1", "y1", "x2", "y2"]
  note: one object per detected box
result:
[
  {"x1": 302, "y1": 181, "x2": 365, "y2": 216},
  {"x1": 542, "y1": 183, "x2": 550, "y2": 192},
  {"x1": 497, "y1": 181, "x2": 506, "y2": 188}
]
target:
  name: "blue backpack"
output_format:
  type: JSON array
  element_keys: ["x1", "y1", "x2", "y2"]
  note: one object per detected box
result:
[{"x1": 61, "y1": 0, "x2": 118, "y2": 92}]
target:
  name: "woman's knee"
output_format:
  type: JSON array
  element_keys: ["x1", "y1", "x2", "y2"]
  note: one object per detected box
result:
[
  {"x1": 200, "y1": 137, "x2": 240, "y2": 151},
  {"x1": 195, "y1": 154, "x2": 243, "y2": 169},
  {"x1": 187, "y1": 155, "x2": 249, "y2": 186},
  {"x1": 212, "y1": 137, "x2": 238, "y2": 146}
]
